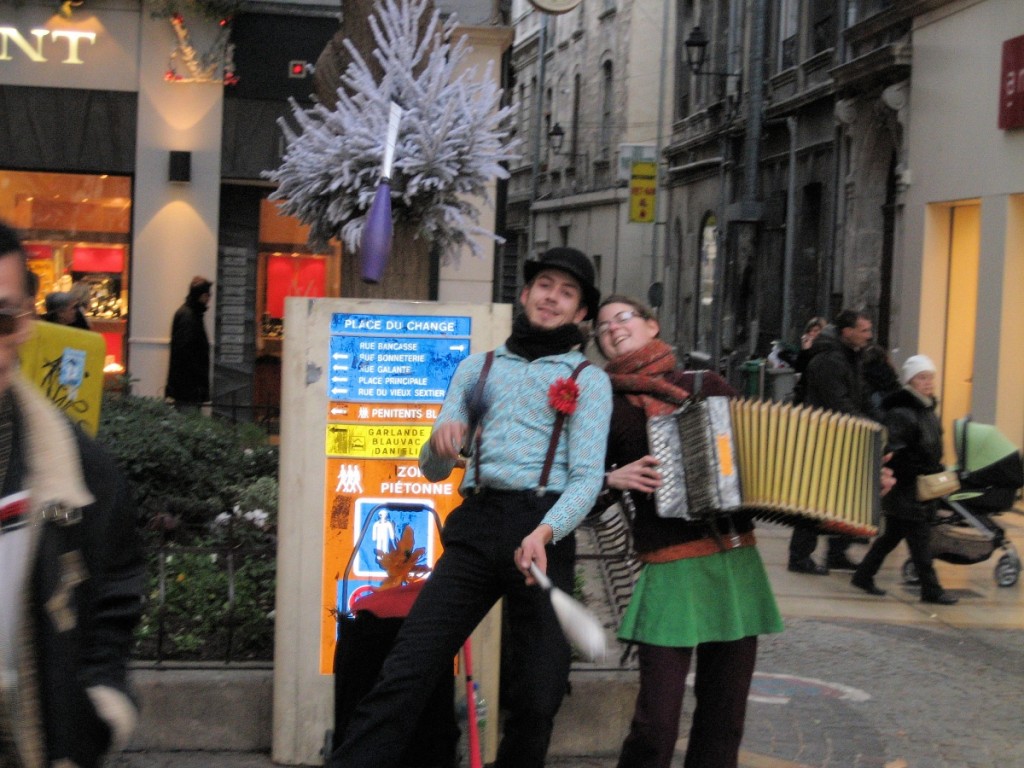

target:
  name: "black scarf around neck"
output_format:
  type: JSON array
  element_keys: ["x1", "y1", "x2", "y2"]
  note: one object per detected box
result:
[{"x1": 505, "y1": 312, "x2": 584, "y2": 361}]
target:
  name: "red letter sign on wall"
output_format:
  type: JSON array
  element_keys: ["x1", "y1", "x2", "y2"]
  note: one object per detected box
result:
[{"x1": 999, "y1": 34, "x2": 1024, "y2": 130}]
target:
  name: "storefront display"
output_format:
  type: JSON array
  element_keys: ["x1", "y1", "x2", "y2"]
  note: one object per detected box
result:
[
  {"x1": 0, "y1": 170, "x2": 131, "y2": 365},
  {"x1": 256, "y1": 198, "x2": 340, "y2": 357}
]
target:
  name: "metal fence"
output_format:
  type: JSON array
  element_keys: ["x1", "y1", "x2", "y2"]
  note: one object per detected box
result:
[{"x1": 137, "y1": 524, "x2": 276, "y2": 664}]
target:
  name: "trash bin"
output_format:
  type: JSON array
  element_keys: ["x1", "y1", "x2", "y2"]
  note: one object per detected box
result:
[
  {"x1": 766, "y1": 367, "x2": 796, "y2": 403},
  {"x1": 740, "y1": 359, "x2": 764, "y2": 398}
]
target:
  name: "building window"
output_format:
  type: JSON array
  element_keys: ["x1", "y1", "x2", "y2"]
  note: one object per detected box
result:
[
  {"x1": 600, "y1": 60, "x2": 613, "y2": 158},
  {"x1": 256, "y1": 198, "x2": 339, "y2": 355},
  {"x1": 571, "y1": 73, "x2": 582, "y2": 164},
  {"x1": 675, "y1": 0, "x2": 692, "y2": 117},
  {"x1": 518, "y1": 82, "x2": 528, "y2": 156},
  {"x1": 697, "y1": 213, "x2": 718, "y2": 352},
  {"x1": 0, "y1": 170, "x2": 131, "y2": 367},
  {"x1": 810, "y1": 0, "x2": 834, "y2": 53},
  {"x1": 778, "y1": 0, "x2": 799, "y2": 69}
]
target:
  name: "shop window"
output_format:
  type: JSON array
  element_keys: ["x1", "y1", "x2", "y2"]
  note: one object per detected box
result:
[
  {"x1": 0, "y1": 170, "x2": 131, "y2": 370},
  {"x1": 256, "y1": 198, "x2": 340, "y2": 357}
]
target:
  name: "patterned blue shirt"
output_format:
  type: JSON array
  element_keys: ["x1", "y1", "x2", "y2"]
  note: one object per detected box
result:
[{"x1": 420, "y1": 346, "x2": 612, "y2": 542}]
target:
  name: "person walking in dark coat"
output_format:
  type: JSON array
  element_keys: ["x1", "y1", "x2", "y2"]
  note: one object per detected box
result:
[
  {"x1": 0, "y1": 221, "x2": 145, "y2": 767},
  {"x1": 861, "y1": 344, "x2": 901, "y2": 422},
  {"x1": 851, "y1": 355, "x2": 958, "y2": 604},
  {"x1": 788, "y1": 309, "x2": 873, "y2": 574},
  {"x1": 165, "y1": 276, "x2": 213, "y2": 409}
]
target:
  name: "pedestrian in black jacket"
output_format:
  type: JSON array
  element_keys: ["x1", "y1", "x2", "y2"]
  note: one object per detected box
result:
[
  {"x1": 852, "y1": 355, "x2": 958, "y2": 604},
  {"x1": 165, "y1": 276, "x2": 213, "y2": 410},
  {"x1": 0, "y1": 221, "x2": 145, "y2": 767},
  {"x1": 788, "y1": 309, "x2": 873, "y2": 574}
]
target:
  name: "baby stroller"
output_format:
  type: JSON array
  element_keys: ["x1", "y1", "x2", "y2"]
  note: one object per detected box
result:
[{"x1": 903, "y1": 416, "x2": 1023, "y2": 587}]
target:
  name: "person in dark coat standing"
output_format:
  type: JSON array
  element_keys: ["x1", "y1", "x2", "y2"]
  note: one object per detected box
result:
[
  {"x1": 165, "y1": 276, "x2": 213, "y2": 409},
  {"x1": 0, "y1": 221, "x2": 145, "y2": 767},
  {"x1": 851, "y1": 355, "x2": 958, "y2": 604},
  {"x1": 787, "y1": 309, "x2": 873, "y2": 574}
]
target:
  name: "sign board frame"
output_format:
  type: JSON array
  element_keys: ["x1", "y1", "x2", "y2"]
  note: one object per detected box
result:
[{"x1": 272, "y1": 297, "x2": 511, "y2": 765}]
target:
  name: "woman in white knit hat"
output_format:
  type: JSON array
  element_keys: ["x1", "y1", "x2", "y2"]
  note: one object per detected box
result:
[{"x1": 851, "y1": 354, "x2": 959, "y2": 604}]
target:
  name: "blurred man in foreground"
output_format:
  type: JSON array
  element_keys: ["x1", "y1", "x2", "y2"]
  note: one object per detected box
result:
[{"x1": 0, "y1": 221, "x2": 144, "y2": 768}]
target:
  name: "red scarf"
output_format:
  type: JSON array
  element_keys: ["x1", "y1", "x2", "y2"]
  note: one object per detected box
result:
[{"x1": 605, "y1": 339, "x2": 689, "y2": 416}]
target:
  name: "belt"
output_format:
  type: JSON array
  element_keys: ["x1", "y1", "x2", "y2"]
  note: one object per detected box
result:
[
  {"x1": 467, "y1": 486, "x2": 559, "y2": 498},
  {"x1": 639, "y1": 530, "x2": 757, "y2": 564}
]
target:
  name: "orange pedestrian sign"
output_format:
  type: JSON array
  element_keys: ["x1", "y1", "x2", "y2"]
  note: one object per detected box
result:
[{"x1": 629, "y1": 161, "x2": 657, "y2": 223}]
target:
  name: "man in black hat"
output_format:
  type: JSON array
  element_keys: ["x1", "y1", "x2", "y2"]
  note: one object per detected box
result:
[{"x1": 331, "y1": 248, "x2": 612, "y2": 768}]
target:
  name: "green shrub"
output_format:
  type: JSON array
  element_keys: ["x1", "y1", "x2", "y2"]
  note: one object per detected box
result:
[{"x1": 98, "y1": 395, "x2": 279, "y2": 661}]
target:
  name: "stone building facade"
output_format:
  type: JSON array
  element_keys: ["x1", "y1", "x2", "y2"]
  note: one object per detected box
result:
[{"x1": 503, "y1": 0, "x2": 676, "y2": 307}]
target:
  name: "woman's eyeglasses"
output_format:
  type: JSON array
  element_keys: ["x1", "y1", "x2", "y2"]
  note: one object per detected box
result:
[
  {"x1": 0, "y1": 308, "x2": 30, "y2": 336},
  {"x1": 595, "y1": 309, "x2": 642, "y2": 336}
]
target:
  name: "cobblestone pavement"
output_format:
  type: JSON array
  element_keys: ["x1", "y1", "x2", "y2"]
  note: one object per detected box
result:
[
  {"x1": 112, "y1": 510, "x2": 1024, "y2": 768},
  {"x1": 112, "y1": 616, "x2": 1024, "y2": 768}
]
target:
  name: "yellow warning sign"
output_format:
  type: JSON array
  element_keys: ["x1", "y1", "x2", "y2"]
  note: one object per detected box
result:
[{"x1": 325, "y1": 423, "x2": 432, "y2": 459}]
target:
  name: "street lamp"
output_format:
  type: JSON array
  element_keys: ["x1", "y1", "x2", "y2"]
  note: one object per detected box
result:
[
  {"x1": 683, "y1": 25, "x2": 741, "y2": 89},
  {"x1": 547, "y1": 122, "x2": 588, "y2": 170},
  {"x1": 684, "y1": 25, "x2": 710, "y2": 74},
  {"x1": 547, "y1": 123, "x2": 566, "y2": 154}
]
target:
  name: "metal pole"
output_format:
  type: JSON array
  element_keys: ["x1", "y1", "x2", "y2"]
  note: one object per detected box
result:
[
  {"x1": 781, "y1": 116, "x2": 797, "y2": 344},
  {"x1": 742, "y1": 0, "x2": 767, "y2": 206},
  {"x1": 649, "y1": 0, "x2": 672, "y2": 288}
]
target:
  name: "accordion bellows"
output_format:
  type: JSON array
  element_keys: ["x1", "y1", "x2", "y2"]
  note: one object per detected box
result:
[{"x1": 647, "y1": 397, "x2": 884, "y2": 536}]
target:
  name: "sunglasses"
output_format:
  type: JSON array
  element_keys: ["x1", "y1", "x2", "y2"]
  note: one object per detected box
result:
[{"x1": 0, "y1": 308, "x2": 30, "y2": 336}]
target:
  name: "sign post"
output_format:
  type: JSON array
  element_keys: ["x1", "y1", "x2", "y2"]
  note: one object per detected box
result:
[{"x1": 273, "y1": 298, "x2": 511, "y2": 766}]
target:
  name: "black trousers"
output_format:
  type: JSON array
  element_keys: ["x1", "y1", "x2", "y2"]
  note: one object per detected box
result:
[
  {"x1": 617, "y1": 637, "x2": 758, "y2": 768},
  {"x1": 329, "y1": 490, "x2": 576, "y2": 768},
  {"x1": 788, "y1": 526, "x2": 851, "y2": 563},
  {"x1": 333, "y1": 614, "x2": 459, "y2": 768},
  {"x1": 854, "y1": 516, "x2": 943, "y2": 597}
]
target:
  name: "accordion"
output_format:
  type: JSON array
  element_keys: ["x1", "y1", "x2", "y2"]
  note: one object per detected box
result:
[{"x1": 646, "y1": 397, "x2": 884, "y2": 536}]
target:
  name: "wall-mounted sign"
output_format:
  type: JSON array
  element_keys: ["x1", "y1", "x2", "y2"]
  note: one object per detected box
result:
[
  {"x1": 999, "y1": 34, "x2": 1024, "y2": 130},
  {"x1": 0, "y1": 26, "x2": 97, "y2": 64},
  {"x1": 629, "y1": 161, "x2": 657, "y2": 223}
]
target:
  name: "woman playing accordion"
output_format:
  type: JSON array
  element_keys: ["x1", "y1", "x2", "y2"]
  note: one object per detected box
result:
[{"x1": 593, "y1": 295, "x2": 783, "y2": 768}]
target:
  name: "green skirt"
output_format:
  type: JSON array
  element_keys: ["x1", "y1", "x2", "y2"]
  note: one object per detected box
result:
[{"x1": 618, "y1": 544, "x2": 783, "y2": 648}]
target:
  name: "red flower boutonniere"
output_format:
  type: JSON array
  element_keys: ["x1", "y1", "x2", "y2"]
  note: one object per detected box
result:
[{"x1": 548, "y1": 378, "x2": 580, "y2": 416}]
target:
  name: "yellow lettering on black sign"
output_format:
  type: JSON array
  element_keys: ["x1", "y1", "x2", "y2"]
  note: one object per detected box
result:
[{"x1": 325, "y1": 424, "x2": 432, "y2": 459}]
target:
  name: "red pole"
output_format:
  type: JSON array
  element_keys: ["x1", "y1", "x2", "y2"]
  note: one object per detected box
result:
[{"x1": 463, "y1": 639, "x2": 482, "y2": 768}]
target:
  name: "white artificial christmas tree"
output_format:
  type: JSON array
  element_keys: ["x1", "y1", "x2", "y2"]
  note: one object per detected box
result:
[{"x1": 266, "y1": 0, "x2": 519, "y2": 268}]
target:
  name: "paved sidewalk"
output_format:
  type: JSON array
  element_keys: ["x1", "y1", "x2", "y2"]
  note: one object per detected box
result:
[{"x1": 111, "y1": 511, "x2": 1024, "y2": 768}]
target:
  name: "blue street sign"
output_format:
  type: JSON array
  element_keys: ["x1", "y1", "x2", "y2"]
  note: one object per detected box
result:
[{"x1": 328, "y1": 313, "x2": 472, "y2": 403}]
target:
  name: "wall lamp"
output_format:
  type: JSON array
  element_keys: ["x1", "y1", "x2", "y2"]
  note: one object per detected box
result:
[
  {"x1": 548, "y1": 123, "x2": 567, "y2": 154},
  {"x1": 683, "y1": 25, "x2": 741, "y2": 84},
  {"x1": 547, "y1": 122, "x2": 589, "y2": 167}
]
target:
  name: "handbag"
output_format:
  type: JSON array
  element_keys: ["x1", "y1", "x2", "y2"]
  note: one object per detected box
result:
[{"x1": 916, "y1": 470, "x2": 960, "y2": 501}]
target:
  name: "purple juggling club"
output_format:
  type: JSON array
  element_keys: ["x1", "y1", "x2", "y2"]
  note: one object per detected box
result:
[{"x1": 360, "y1": 101, "x2": 403, "y2": 283}]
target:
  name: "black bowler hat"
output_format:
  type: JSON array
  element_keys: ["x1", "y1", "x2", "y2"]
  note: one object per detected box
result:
[{"x1": 523, "y1": 247, "x2": 601, "y2": 320}]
